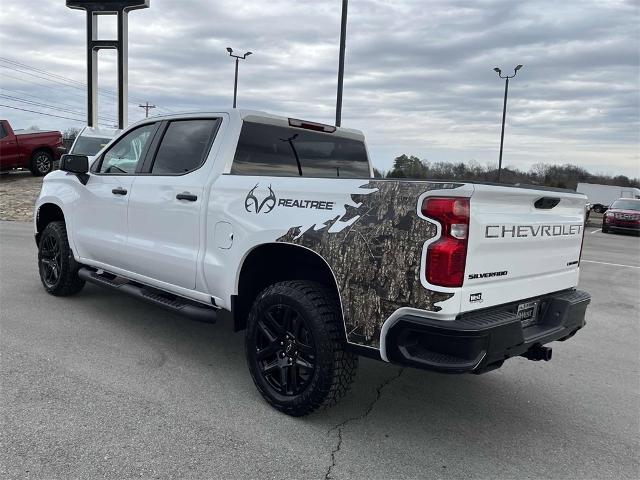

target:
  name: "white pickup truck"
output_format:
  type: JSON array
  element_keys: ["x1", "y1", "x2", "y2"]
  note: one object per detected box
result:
[{"x1": 34, "y1": 110, "x2": 590, "y2": 416}]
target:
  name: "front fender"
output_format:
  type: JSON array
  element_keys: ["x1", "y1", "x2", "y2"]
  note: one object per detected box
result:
[{"x1": 35, "y1": 171, "x2": 83, "y2": 255}]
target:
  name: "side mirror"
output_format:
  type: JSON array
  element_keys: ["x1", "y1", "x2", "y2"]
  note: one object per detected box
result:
[
  {"x1": 60, "y1": 154, "x2": 90, "y2": 185},
  {"x1": 60, "y1": 154, "x2": 89, "y2": 174}
]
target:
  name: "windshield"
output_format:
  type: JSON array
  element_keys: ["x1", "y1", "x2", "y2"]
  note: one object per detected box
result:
[
  {"x1": 71, "y1": 136, "x2": 112, "y2": 156},
  {"x1": 610, "y1": 200, "x2": 640, "y2": 211}
]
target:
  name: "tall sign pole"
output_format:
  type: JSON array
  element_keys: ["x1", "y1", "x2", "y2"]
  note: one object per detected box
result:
[
  {"x1": 66, "y1": 1, "x2": 150, "y2": 129},
  {"x1": 335, "y1": 0, "x2": 348, "y2": 127}
]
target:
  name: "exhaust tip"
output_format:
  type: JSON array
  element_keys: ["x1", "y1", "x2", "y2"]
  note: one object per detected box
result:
[{"x1": 522, "y1": 345, "x2": 552, "y2": 362}]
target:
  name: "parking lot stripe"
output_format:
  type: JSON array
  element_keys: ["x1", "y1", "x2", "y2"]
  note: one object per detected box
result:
[
  {"x1": 582, "y1": 259, "x2": 640, "y2": 269},
  {"x1": 589, "y1": 229, "x2": 601, "y2": 234}
]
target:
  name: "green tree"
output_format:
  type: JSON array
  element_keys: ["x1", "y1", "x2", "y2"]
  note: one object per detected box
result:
[{"x1": 387, "y1": 154, "x2": 428, "y2": 179}]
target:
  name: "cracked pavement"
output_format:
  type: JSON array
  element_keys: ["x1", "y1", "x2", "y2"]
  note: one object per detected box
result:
[
  {"x1": 1, "y1": 220, "x2": 639, "y2": 479},
  {"x1": 325, "y1": 368, "x2": 405, "y2": 480}
]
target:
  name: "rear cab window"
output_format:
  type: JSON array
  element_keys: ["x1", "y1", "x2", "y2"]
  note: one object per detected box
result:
[{"x1": 231, "y1": 121, "x2": 371, "y2": 178}]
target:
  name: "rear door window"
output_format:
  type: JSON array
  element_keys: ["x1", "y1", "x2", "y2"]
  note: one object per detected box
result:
[
  {"x1": 150, "y1": 119, "x2": 220, "y2": 175},
  {"x1": 0, "y1": 123, "x2": 6, "y2": 139},
  {"x1": 231, "y1": 122, "x2": 370, "y2": 178}
]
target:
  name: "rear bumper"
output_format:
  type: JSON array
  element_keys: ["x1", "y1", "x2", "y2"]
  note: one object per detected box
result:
[{"x1": 385, "y1": 289, "x2": 590, "y2": 374}]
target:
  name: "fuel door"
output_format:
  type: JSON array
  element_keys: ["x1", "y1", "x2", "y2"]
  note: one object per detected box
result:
[{"x1": 214, "y1": 221, "x2": 234, "y2": 249}]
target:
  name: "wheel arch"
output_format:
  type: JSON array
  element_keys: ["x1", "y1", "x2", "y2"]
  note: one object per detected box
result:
[
  {"x1": 31, "y1": 146, "x2": 55, "y2": 158},
  {"x1": 35, "y1": 202, "x2": 65, "y2": 245},
  {"x1": 233, "y1": 242, "x2": 344, "y2": 334}
]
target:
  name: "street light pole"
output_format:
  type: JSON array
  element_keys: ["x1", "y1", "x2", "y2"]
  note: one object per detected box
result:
[
  {"x1": 227, "y1": 48, "x2": 252, "y2": 108},
  {"x1": 335, "y1": 0, "x2": 348, "y2": 127},
  {"x1": 493, "y1": 64, "x2": 523, "y2": 182}
]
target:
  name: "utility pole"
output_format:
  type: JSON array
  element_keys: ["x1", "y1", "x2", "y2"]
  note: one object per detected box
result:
[
  {"x1": 226, "y1": 48, "x2": 252, "y2": 108},
  {"x1": 493, "y1": 64, "x2": 523, "y2": 182},
  {"x1": 138, "y1": 101, "x2": 156, "y2": 118},
  {"x1": 335, "y1": 0, "x2": 348, "y2": 127}
]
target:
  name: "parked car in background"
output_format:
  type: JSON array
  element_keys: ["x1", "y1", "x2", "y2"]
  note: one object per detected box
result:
[
  {"x1": 0, "y1": 120, "x2": 65, "y2": 175},
  {"x1": 577, "y1": 182, "x2": 640, "y2": 214},
  {"x1": 602, "y1": 198, "x2": 640, "y2": 234},
  {"x1": 69, "y1": 126, "x2": 120, "y2": 157}
]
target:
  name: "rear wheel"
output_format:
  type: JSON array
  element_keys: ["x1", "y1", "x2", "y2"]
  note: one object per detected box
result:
[
  {"x1": 38, "y1": 221, "x2": 85, "y2": 296},
  {"x1": 30, "y1": 150, "x2": 53, "y2": 176},
  {"x1": 245, "y1": 281, "x2": 357, "y2": 416}
]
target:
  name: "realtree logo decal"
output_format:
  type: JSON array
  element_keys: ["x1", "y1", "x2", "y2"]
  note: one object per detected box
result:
[
  {"x1": 245, "y1": 184, "x2": 336, "y2": 214},
  {"x1": 245, "y1": 184, "x2": 276, "y2": 214}
]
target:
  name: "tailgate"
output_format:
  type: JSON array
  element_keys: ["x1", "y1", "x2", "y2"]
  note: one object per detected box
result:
[{"x1": 461, "y1": 185, "x2": 586, "y2": 312}]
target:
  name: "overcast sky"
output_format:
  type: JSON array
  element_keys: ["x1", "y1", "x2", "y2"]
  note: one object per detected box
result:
[{"x1": 1, "y1": 0, "x2": 638, "y2": 177}]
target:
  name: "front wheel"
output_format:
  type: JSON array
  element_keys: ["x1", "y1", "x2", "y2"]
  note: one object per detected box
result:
[
  {"x1": 38, "y1": 221, "x2": 85, "y2": 296},
  {"x1": 245, "y1": 281, "x2": 357, "y2": 416}
]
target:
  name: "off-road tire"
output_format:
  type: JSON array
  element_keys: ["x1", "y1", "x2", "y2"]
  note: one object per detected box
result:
[
  {"x1": 245, "y1": 280, "x2": 358, "y2": 416},
  {"x1": 30, "y1": 150, "x2": 54, "y2": 176},
  {"x1": 38, "y1": 221, "x2": 85, "y2": 296}
]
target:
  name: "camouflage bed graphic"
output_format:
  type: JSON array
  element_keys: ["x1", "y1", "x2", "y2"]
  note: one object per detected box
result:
[{"x1": 277, "y1": 180, "x2": 462, "y2": 348}]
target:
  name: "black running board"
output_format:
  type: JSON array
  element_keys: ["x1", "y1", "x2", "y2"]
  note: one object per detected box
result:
[{"x1": 78, "y1": 268, "x2": 217, "y2": 323}]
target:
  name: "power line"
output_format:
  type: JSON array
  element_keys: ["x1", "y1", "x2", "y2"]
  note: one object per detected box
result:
[
  {"x1": 0, "y1": 93, "x2": 103, "y2": 121},
  {"x1": 0, "y1": 93, "x2": 85, "y2": 116},
  {"x1": 1, "y1": 70, "x2": 165, "y2": 123},
  {"x1": 0, "y1": 57, "x2": 86, "y2": 88},
  {"x1": 0, "y1": 57, "x2": 174, "y2": 114},
  {"x1": 0, "y1": 87, "x2": 116, "y2": 123},
  {"x1": 0, "y1": 103, "x2": 114, "y2": 127},
  {"x1": 0, "y1": 103, "x2": 92, "y2": 124},
  {"x1": 0, "y1": 93, "x2": 114, "y2": 123}
]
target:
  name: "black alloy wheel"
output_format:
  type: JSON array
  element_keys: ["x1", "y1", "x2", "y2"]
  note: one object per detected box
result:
[
  {"x1": 37, "y1": 221, "x2": 85, "y2": 296},
  {"x1": 245, "y1": 281, "x2": 358, "y2": 416},
  {"x1": 39, "y1": 233, "x2": 61, "y2": 288},
  {"x1": 254, "y1": 303, "x2": 316, "y2": 396}
]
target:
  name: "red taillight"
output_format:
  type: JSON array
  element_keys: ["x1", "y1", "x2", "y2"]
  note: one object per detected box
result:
[{"x1": 422, "y1": 197, "x2": 470, "y2": 287}]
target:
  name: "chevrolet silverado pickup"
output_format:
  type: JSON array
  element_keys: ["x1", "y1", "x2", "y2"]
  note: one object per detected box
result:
[
  {"x1": 34, "y1": 110, "x2": 591, "y2": 416},
  {"x1": 0, "y1": 120, "x2": 64, "y2": 175}
]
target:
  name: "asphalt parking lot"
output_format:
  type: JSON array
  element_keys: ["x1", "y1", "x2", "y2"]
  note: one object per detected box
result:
[{"x1": 1, "y1": 220, "x2": 638, "y2": 480}]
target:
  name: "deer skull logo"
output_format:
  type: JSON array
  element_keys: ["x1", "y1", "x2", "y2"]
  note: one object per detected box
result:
[{"x1": 245, "y1": 184, "x2": 277, "y2": 214}]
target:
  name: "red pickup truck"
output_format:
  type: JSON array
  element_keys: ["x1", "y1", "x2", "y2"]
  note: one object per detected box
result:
[{"x1": 0, "y1": 120, "x2": 65, "y2": 175}]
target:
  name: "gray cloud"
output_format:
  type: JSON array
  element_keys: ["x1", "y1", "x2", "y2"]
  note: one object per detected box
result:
[{"x1": 1, "y1": 0, "x2": 638, "y2": 177}]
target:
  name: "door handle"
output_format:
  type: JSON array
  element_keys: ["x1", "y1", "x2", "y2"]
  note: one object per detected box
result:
[
  {"x1": 112, "y1": 188, "x2": 127, "y2": 195},
  {"x1": 176, "y1": 193, "x2": 198, "y2": 202}
]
